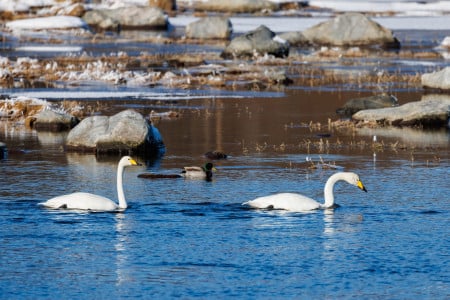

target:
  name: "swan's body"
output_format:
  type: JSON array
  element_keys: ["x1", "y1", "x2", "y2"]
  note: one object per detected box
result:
[
  {"x1": 39, "y1": 156, "x2": 139, "y2": 212},
  {"x1": 243, "y1": 172, "x2": 367, "y2": 212},
  {"x1": 181, "y1": 163, "x2": 216, "y2": 180}
]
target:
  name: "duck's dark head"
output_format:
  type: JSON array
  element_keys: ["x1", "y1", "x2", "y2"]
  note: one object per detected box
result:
[
  {"x1": 203, "y1": 162, "x2": 217, "y2": 180},
  {"x1": 203, "y1": 162, "x2": 215, "y2": 171}
]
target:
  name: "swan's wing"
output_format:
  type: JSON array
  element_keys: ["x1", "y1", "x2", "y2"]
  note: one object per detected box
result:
[
  {"x1": 40, "y1": 192, "x2": 117, "y2": 211},
  {"x1": 243, "y1": 193, "x2": 321, "y2": 212}
]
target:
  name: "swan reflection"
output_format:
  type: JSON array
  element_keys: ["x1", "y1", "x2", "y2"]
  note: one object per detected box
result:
[
  {"x1": 115, "y1": 213, "x2": 130, "y2": 286},
  {"x1": 323, "y1": 209, "x2": 335, "y2": 235}
]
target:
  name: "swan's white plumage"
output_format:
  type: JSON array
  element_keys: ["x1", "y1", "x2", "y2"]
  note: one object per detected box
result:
[
  {"x1": 243, "y1": 172, "x2": 367, "y2": 212},
  {"x1": 244, "y1": 193, "x2": 321, "y2": 211},
  {"x1": 39, "y1": 156, "x2": 139, "y2": 212},
  {"x1": 41, "y1": 192, "x2": 118, "y2": 211}
]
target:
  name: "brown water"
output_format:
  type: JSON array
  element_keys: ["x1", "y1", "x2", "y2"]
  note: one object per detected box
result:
[{"x1": 3, "y1": 89, "x2": 448, "y2": 164}]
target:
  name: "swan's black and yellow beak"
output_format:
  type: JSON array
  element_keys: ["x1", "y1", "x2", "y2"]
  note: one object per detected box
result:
[
  {"x1": 130, "y1": 158, "x2": 142, "y2": 166},
  {"x1": 357, "y1": 180, "x2": 367, "y2": 192}
]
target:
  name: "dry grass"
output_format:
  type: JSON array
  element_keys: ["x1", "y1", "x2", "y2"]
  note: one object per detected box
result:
[{"x1": 0, "y1": 45, "x2": 432, "y2": 91}]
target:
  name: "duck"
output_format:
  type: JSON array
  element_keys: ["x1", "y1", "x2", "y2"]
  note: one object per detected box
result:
[
  {"x1": 181, "y1": 162, "x2": 217, "y2": 180},
  {"x1": 39, "y1": 156, "x2": 140, "y2": 212},
  {"x1": 243, "y1": 172, "x2": 367, "y2": 212},
  {"x1": 137, "y1": 162, "x2": 217, "y2": 181}
]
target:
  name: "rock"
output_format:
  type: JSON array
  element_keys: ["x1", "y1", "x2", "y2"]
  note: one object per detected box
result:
[
  {"x1": 66, "y1": 109, "x2": 165, "y2": 156},
  {"x1": 149, "y1": 0, "x2": 176, "y2": 13},
  {"x1": 0, "y1": 142, "x2": 6, "y2": 160},
  {"x1": 31, "y1": 109, "x2": 79, "y2": 132},
  {"x1": 186, "y1": 17, "x2": 232, "y2": 39},
  {"x1": 440, "y1": 36, "x2": 450, "y2": 49},
  {"x1": 204, "y1": 151, "x2": 228, "y2": 160},
  {"x1": 57, "y1": 3, "x2": 86, "y2": 17},
  {"x1": 82, "y1": 6, "x2": 168, "y2": 30},
  {"x1": 194, "y1": 0, "x2": 279, "y2": 13},
  {"x1": 422, "y1": 67, "x2": 450, "y2": 90},
  {"x1": 221, "y1": 25, "x2": 289, "y2": 59},
  {"x1": 302, "y1": 12, "x2": 400, "y2": 49},
  {"x1": 352, "y1": 95, "x2": 450, "y2": 127},
  {"x1": 337, "y1": 94, "x2": 398, "y2": 116},
  {"x1": 437, "y1": 36, "x2": 450, "y2": 59},
  {"x1": 278, "y1": 31, "x2": 311, "y2": 47}
]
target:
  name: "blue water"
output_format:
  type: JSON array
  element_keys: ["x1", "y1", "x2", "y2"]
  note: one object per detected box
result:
[{"x1": 1, "y1": 150, "x2": 449, "y2": 299}]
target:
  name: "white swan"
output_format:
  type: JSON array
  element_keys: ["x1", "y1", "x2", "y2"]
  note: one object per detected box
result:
[
  {"x1": 243, "y1": 172, "x2": 367, "y2": 212},
  {"x1": 39, "y1": 156, "x2": 139, "y2": 212}
]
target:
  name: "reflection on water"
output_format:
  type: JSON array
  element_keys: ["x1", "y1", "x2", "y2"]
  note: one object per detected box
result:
[
  {"x1": 357, "y1": 126, "x2": 449, "y2": 147},
  {"x1": 323, "y1": 209, "x2": 335, "y2": 236},
  {"x1": 37, "y1": 131, "x2": 67, "y2": 146},
  {"x1": 115, "y1": 213, "x2": 129, "y2": 287}
]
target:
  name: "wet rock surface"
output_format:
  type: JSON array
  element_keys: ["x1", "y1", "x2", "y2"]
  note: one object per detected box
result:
[
  {"x1": 221, "y1": 25, "x2": 289, "y2": 59},
  {"x1": 66, "y1": 109, "x2": 165, "y2": 156},
  {"x1": 31, "y1": 110, "x2": 79, "y2": 132},
  {"x1": 422, "y1": 67, "x2": 450, "y2": 90},
  {"x1": 82, "y1": 6, "x2": 168, "y2": 30},
  {"x1": 302, "y1": 12, "x2": 400, "y2": 49},
  {"x1": 352, "y1": 94, "x2": 450, "y2": 127},
  {"x1": 186, "y1": 17, "x2": 232, "y2": 39},
  {"x1": 337, "y1": 94, "x2": 398, "y2": 116}
]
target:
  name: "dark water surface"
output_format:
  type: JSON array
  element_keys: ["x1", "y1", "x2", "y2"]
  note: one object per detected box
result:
[{"x1": 1, "y1": 88, "x2": 449, "y2": 299}]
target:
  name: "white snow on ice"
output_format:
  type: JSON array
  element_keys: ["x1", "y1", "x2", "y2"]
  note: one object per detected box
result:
[{"x1": 6, "y1": 16, "x2": 88, "y2": 31}]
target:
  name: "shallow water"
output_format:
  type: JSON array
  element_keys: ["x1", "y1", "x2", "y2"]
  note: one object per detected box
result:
[{"x1": 1, "y1": 87, "x2": 449, "y2": 299}]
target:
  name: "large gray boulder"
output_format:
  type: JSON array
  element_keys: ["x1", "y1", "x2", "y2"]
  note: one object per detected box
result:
[
  {"x1": 352, "y1": 95, "x2": 450, "y2": 127},
  {"x1": 422, "y1": 67, "x2": 450, "y2": 90},
  {"x1": 221, "y1": 25, "x2": 289, "y2": 59},
  {"x1": 32, "y1": 110, "x2": 79, "y2": 132},
  {"x1": 82, "y1": 6, "x2": 168, "y2": 30},
  {"x1": 302, "y1": 13, "x2": 400, "y2": 49},
  {"x1": 186, "y1": 17, "x2": 232, "y2": 39},
  {"x1": 194, "y1": 0, "x2": 279, "y2": 13},
  {"x1": 66, "y1": 110, "x2": 165, "y2": 156},
  {"x1": 278, "y1": 31, "x2": 311, "y2": 47}
]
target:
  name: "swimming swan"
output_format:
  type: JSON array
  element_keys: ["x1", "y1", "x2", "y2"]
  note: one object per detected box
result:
[
  {"x1": 243, "y1": 172, "x2": 367, "y2": 212},
  {"x1": 39, "y1": 156, "x2": 139, "y2": 212}
]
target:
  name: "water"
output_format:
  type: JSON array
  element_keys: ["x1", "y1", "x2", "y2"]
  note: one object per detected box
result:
[
  {"x1": 1, "y1": 89, "x2": 449, "y2": 299},
  {"x1": 1, "y1": 20, "x2": 450, "y2": 298},
  {"x1": 1, "y1": 154, "x2": 449, "y2": 298}
]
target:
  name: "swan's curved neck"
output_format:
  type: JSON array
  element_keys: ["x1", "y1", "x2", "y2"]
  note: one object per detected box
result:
[
  {"x1": 117, "y1": 163, "x2": 127, "y2": 209},
  {"x1": 323, "y1": 173, "x2": 344, "y2": 208}
]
